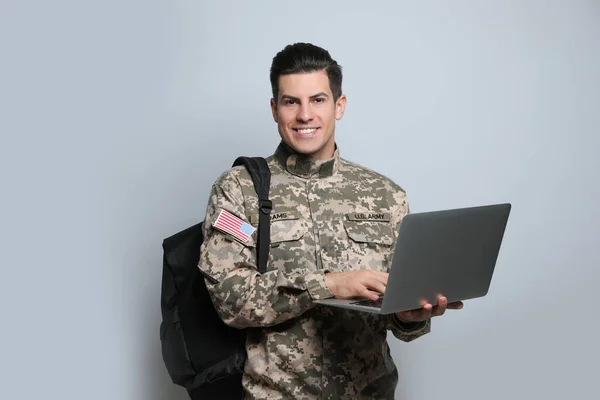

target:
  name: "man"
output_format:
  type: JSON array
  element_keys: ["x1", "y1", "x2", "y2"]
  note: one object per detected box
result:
[{"x1": 198, "y1": 42, "x2": 463, "y2": 399}]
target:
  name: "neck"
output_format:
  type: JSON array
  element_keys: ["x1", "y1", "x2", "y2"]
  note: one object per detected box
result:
[{"x1": 274, "y1": 141, "x2": 340, "y2": 179}]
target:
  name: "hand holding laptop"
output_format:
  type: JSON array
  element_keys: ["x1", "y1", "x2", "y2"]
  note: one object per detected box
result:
[
  {"x1": 315, "y1": 203, "x2": 511, "y2": 316},
  {"x1": 324, "y1": 270, "x2": 463, "y2": 322},
  {"x1": 394, "y1": 295, "x2": 463, "y2": 324}
]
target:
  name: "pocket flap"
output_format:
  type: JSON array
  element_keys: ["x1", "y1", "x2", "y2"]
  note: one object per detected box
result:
[
  {"x1": 270, "y1": 219, "x2": 306, "y2": 243},
  {"x1": 343, "y1": 220, "x2": 394, "y2": 245}
]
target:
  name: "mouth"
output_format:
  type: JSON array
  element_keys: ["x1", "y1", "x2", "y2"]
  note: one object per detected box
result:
[{"x1": 292, "y1": 127, "x2": 320, "y2": 138}]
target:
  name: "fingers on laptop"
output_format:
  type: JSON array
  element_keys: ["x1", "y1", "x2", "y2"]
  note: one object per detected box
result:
[
  {"x1": 360, "y1": 271, "x2": 387, "y2": 299},
  {"x1": 360, "y1": 287, "x2": 380, "y2": 300}
]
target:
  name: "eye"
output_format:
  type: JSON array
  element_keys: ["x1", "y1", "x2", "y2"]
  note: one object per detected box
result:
[
  {"x1": 313, "y1": 97, "x2": 325, "y2": 104},
  {"x1": 282, "y1": 99, "x2": 296, "y2": 105}
]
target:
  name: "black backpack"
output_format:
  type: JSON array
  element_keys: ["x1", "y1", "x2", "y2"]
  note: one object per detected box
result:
[{"x1": 160, "y1": 157, "x2": 272, "y2": 400}]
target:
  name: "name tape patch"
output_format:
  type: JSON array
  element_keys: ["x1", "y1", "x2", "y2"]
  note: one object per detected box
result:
[{"x1": 250, "y1": 211, "x2": 299, "y2": 224}]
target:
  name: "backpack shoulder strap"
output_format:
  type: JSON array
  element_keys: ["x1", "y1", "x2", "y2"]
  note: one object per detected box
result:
[{"x1": 232, "y1": 157, "x2": 271, "y2": 274}]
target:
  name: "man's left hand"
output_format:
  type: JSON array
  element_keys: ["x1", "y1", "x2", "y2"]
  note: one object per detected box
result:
[{"x1": 395, "y1": 296, "x2": 463, "y2": 323}]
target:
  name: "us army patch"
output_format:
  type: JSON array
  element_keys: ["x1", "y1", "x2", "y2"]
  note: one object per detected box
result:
[{"x1": 345, "y1": 212, "x2": 391, "y2": 222}]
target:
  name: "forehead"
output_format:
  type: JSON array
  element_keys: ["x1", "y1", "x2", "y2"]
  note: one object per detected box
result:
[{"x1": 278, "y1": 70, "x2": 332, "y2": 98}]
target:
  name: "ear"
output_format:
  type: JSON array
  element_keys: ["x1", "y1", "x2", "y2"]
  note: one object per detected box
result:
[
  {"x1": 335, "y1": 94, "x2": 347, "y2": 120},
  {"x1": 270, "y1": 98, "x2": 278, "y2": 123}
]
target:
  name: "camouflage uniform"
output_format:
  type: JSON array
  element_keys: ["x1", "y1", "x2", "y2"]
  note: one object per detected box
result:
[{"x1": 199, "y1": 142, "x2": 430, "y2": 399}]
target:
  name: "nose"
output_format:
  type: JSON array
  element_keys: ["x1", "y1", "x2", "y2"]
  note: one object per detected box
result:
[{"x1": 296, "y1": 103, "x2": 314, "y2": 123}]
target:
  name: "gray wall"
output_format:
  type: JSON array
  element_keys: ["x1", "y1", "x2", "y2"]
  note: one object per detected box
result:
[{"x1": 2, "y1": 1, "x2": 598, "y2": 399}]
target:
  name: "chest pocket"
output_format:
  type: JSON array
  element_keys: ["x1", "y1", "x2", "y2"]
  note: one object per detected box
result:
[
  {"x1": 343, "y1": 220, "x2": 394, "y2": 272},
  {"x1": 267, "y1": 217, "x2": 308, "y2": 273}
]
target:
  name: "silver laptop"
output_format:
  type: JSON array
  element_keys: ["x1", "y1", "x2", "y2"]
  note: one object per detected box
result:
[{"x1": 313, "y1": 203, "x2": 511, "y2": 314}]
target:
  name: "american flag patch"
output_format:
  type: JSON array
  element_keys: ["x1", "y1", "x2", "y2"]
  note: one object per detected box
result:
[{"x1": 213, "y1": 209, "x2": 256, "y2": 243}]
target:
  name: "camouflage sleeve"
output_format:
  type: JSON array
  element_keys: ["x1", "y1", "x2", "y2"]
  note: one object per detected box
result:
[
  {"x1": 387, "y1": 314, "x2": 431, "y2": 342},
  {"x1": 385, "y1": 186, "x2": 431, "y2": 342},
  {"x1": 198, "y1": 173, "x2": 334, "y2": 329}
]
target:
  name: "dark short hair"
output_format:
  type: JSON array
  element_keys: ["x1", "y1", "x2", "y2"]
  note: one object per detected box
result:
[{"x1": 270, "y1": 42, "x2": 343, "y2": 102}]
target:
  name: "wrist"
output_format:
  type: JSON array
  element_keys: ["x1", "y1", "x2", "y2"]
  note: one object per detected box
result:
[
  {"x1": 394, "y1": 313, "x2": 422, "y2": 328},
  {"x1": 324, "y1": 272, "x2": 337, "y2": 295},
  {"x1": 306, "y1": 271, "x2": 335, "y2": 300}
]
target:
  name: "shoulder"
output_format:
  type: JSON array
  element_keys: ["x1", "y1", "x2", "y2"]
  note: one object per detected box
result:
[
  {"x1": 338, "y1": 157, "x2": 407, "y2": 195},
  {"x1": 338, "y1": 157, "x2": 409, "y2": 215},
  {"x1": 212, "y1": 155, "x2": 281, "y2": 191},
  {"x1": 209, "y1": 165, "x2": 258, "y2": 206},
  {"x1": 210, "y1": 156, "x2": 283, "y2": 204}
]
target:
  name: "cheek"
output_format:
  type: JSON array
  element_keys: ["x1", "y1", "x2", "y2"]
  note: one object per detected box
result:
[
  {"x1": 277, "y1": 110, "x2": 295, "y2": 128},
  {"x1": 318, "y1": 110, "x2": 335, "y2": 126}
]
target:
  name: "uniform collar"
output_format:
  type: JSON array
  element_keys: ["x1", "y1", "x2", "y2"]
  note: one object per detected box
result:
[{"x1": 274, "y1": 141, "x2": 340, "y2": 179}]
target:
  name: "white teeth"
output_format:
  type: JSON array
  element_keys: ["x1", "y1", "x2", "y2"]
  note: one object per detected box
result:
[{"x1": 298, "y1": 128, "x2": 317, "y2": 134}]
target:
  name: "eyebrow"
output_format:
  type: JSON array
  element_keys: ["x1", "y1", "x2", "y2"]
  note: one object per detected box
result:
[{"x1": 280, "y1": 92, "x2": 330, "y2": 102}]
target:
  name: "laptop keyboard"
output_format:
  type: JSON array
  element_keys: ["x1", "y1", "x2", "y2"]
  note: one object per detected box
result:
[{"x1": 350, "y1": 297, "x2": 384, "y2": 308}]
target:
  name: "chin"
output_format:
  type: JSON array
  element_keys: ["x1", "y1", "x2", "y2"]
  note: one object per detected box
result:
[
  {"x1": 280, "y1": 130, "x2": 334, "y2": 158},
  {"x1": 289, "y1": 141, "x2": 324, "y2": 156}
]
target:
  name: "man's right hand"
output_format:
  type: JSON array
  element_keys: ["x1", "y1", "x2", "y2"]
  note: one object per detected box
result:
[{"x1": 324, "y1": 270, "x2": 388, "y2": 301}]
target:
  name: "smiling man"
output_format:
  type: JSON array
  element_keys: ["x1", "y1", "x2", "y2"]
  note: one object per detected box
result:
[
  {"x1": 199, "y1": 43, "x2": 462, "y2": 400},
  {"x1": 270, "y1": 71, "x2": 341, "y2": 160}
]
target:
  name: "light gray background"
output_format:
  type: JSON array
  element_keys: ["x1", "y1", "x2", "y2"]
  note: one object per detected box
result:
[{"x1": 1, "y1": 1, "x2": 598, "y2": 399}]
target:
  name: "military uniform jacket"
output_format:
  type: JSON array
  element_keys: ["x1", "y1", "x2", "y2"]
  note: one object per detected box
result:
[{"x1": 199, "y1": 142, "x2": 430, "y2": 399}]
